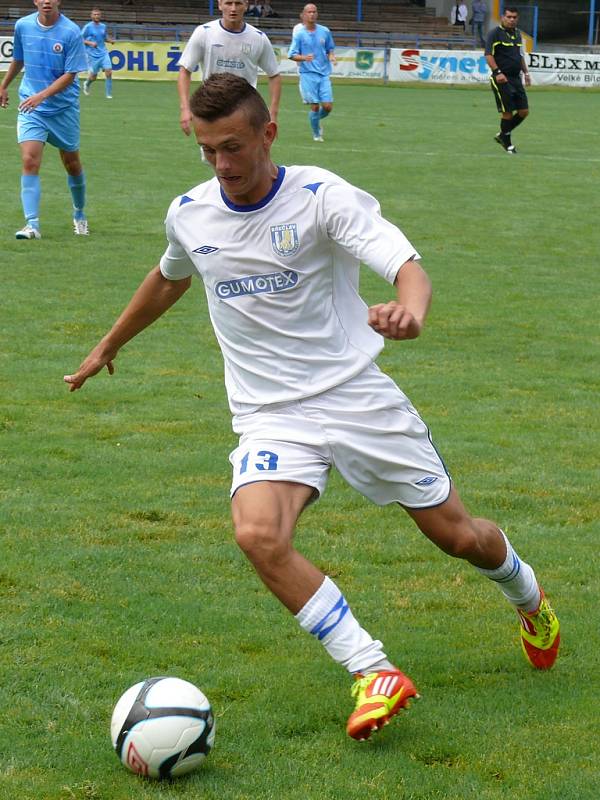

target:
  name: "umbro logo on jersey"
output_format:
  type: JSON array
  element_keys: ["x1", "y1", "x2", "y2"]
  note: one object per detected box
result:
[
  {"x1": 270, "y1": 223, "x2": 299, "y2": 257},
  {"x1": 52, "y1": 43, "x2": 64, "y2": 53},
  {"x1": 415, "y1": 476, "x2": 438, "y2": 486},
  {"x1": 193, "y1": 245, "x2": 219, "y2": 255}
]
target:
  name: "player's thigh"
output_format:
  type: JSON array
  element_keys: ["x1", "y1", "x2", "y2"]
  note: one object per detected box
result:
[
  {"x1": 17, "y1": 111, "x2": 49, "y2": 152},
  {"x1": 303, "y1": 365, "x2": 451, "y2": 509},
  {"x1": 490, "y1": 77, "x2": 515, "y2": 113},
  {"x1": 317, "y1": 76, "x2": 333, "y2": 104},
  {"x1": 19, "y1": 137, "x2": 45, "y2": 171},
  {"x1": 231, "y1": 479, "x2": 316, "y2": 546},
  {"x1": 512, "y1": 82, "x2": 529, "y2": 111},
  {"x1": 229, "y1": 405, "x2": 331, "y2": 503},
  {"x1": 87, "y1": 55, "x2": 102, "y2": 75},
  {"x1": 299, "y1": 73, "x2": 320, "y2": 104},
  {"x1": 46, "y1": 106, "x2": 81, "y2": 152}
]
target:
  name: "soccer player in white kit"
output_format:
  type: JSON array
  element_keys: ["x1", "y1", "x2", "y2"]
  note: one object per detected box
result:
[
  {"x1": 65, "y1": 74, "x2": 560, "y2": 742},
  {"x1": 177, "y1": 0, "x2": 281, "y2": 135}
]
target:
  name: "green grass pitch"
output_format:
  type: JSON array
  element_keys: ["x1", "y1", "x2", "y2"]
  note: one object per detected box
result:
[{"x1": 0, "y1": 79, "x2": 599, "y2": 799}]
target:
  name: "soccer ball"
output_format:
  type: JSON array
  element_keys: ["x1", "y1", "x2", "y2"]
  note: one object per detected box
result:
[{"x1": 110, "y1": 676, "x2": 215, "y2": 779}]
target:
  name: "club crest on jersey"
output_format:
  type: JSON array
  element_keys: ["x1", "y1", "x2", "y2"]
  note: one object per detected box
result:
[
  {"x1": 53, "y1": 43, "x2": 64, "y2": 53},
  {"x1": 270, "y1": 224, "x2": 299, "y2": 257}
]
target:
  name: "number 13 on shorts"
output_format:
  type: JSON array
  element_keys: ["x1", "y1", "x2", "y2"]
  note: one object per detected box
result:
[{"x1": 239, "y1": 449, "x2": 279, "y2": 474}]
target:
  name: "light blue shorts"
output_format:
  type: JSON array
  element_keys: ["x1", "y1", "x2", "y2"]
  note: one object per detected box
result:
[
  {"x1": 17, "y1": 105, "x2": 80, "y2": 152},
  {"x1": 87, "y1": 51, "x2": 112, "y2": 74},
  {"x1": 300, "y1": 73, "x2": 333, "y2": 105}
]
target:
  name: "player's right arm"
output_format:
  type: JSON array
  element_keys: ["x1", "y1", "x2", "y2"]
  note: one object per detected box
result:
[
  {"x1": 0, "y1": 59, "x2": 24, "y2": 107},
  {"x1": 485, "y1": 30, "x2": 507, "y2": 83},
  {"x1": 64, "y1": 267, "x2": 191, "y2": 391},
  {"x1": 177, "y1": 67, "x2": 194, "y2": 135},
  {"x1": 177, "y1": 27, "x2": 205, "y2": 135}
]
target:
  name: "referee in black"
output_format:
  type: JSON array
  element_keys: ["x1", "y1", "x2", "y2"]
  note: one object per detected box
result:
[{"x1": 485, "y1": 6, "x2": 531, "y2": 154}]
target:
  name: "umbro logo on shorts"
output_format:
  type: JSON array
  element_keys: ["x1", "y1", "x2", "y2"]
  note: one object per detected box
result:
[
  {"x1": 415, "y1": 476, "x2": 439, "y2": 486},
  {"x1": 193, "y1": 245, "x2": 219, "y2": 254}
]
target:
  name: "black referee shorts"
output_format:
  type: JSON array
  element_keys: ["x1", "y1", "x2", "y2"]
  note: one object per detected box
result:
[{"x1": 490, "y1": 74, "x2": 528, "y2": 113}]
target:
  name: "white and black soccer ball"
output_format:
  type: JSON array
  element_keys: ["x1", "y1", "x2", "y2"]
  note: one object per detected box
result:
[{"x1": 110, "y1": 676, "x2": 215, "y2": 779}]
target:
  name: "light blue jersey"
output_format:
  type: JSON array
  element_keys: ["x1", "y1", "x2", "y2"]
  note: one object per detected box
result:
[
  {"x1": 81, "y1": 21, "x2": 108, "y2": 53},
  {"x1": 288, "y1": 24, "x2": 335, "y2": 76},
  {"x1": 13, "y1": 12, "x2": 87, "y2": 114}
]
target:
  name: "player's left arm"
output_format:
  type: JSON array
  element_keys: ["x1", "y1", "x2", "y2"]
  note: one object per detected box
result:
[
  {"x1": 520, "y1": 45, "x2": 531, "y2": 85},
  {"x1": 18, "y1": 71, "x2": 78, "y2": 112},
  {"x1": 0, "y1": 59, "x2": 24, "y2": 107},
  {"x1": 368, "y1": 259, "x2": 432, "y2": 341},
  {"x1": 327, "y1": 30, "x2": 336, "y2": 63},
  {"x1": 267, "y1": 73, "x2": 281, "y2": 123}
]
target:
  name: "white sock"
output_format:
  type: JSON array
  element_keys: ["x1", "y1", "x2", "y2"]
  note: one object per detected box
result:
[
  {"x1": 295, "y1": 576, "x2": 394, "y2": 674},
  {"x1": 476, "y1": 531, "x2": 540, "y2": 612}
]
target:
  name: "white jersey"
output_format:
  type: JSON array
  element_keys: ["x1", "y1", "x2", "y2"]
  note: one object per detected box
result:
[
  {"x1": 178, "y1": 19, "x2": 280, "y2": 85},
  {"x1": 160, "y1": 166, "x2": 420, "y2": 414}
]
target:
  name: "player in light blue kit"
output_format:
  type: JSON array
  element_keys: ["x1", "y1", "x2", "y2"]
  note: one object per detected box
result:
[
  {"x1": 288, "y1": 3, "x2": 335, "y2": 142},
  {"x1": 81, "y1": 7, "x2": 114, "y2": 99},
  {"x1": 0, "y1": 0, "x2": 89, "y2": 238}
]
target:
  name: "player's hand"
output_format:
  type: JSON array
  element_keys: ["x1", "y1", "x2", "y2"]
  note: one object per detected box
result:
[
  {"x1": 304, "y1": 54, "x2": 314, "y2": 62},
  {"x1": 18, "y1": 92, "x2": 45, "y2": 112},
  {"x1": 63, "y1": 343, "x2": 118, "y2": 392},
  {"x1": 368, "y1": 301, "x2": 422, "y2": 340},
  {"x1": 0, "y1": 89, "x2": 9, "y2": 108},
  {"x1": 180, "y1": 110, "x2": 193, "y2": 136},
  {"x1": 523, "y1": 72, "x2": 531, "y2": 86},
  {"x1": 496, "y1": 72, "x2": 508, "y2": 84}
]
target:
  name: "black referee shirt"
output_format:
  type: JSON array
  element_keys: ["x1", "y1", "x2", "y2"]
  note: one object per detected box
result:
[{"x1": 485, "y1": 26, "x2": 524, "y2": 77}]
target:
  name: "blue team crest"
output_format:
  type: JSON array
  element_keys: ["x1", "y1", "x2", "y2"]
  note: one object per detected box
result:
[
  {"x1": 270, "y1": 224, "x2": 299, "y2": 257},
  {"x1": 52, "y1": 42, "x2": 64, "y2": 53}
]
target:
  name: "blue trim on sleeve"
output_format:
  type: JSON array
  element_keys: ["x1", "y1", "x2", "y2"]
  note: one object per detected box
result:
[
  {"x1": 302, "y1": 182, "x2": 323, "y2": 195},
  {"x1": 220, "y1": 166, "x2": 286, "y2": 212},
  {"x1": 179, "y1": 195, "x2": 194, "y2": 206}
]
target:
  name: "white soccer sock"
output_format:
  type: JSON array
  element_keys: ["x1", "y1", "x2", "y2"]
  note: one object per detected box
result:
[
  {"x1": 476, "y1": 530, "x2": 541, "y2": 612},
  {"x1": 295, "y1": 576, "x2": 395, "y2": 675}
]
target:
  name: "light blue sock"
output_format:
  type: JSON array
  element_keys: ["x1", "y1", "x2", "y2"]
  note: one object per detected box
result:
[
  {"x1": 105, "y1": 76, "x2": 112, "y2": 96},
  {"x1": 67, "y1": 173, "x2": 86, "y2": 219},
  {"x1": 21, "y1": 174, "x2": 41, "y2": 226},
  {"x1": 309, "y1": 110, "x2": 320, "y2": 136}
]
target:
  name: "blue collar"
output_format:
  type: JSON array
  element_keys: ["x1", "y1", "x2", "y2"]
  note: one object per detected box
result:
[
  {"x1": 220, "y1": 166, "x2": 286, "y2": 212},
  {"x1": 219, "y1": 19, "x2": 247, "y2": 34}
]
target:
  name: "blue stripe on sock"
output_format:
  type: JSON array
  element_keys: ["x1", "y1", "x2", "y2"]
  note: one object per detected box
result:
[
  {"x1": 310, "y1": 595, "x2": 349, "y2": 640},
  {"x1": 494, "y1": 553, "x2": 521, "y2": 583}
]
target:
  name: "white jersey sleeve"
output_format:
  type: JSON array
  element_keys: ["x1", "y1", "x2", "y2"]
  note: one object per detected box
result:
[
  {"x1": 257, "y1": 36, "x2": 280, "y2": 77},
  {"x1": 318, "y1": 182, "x2": 420, "y2": 285},
  {"x1": 160, "y1": 197, "x2": 196, "y2": 280},
  {"x1": 178, "y1": 25, "x2": 206, "y2": 72}
]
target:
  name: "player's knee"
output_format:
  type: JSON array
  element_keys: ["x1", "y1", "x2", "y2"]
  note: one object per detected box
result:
[
  {"x1": 21, "y1": 153, "x2": 41, "y2": 173},
  {"x1": 105, "y1": 70, "x2": 112, "y2": 77},
  {"x1": 322, "y1": 103, "x2": 332, "y2": 113},
  {"x1": 519, "y1": 109, "x2": 529, "y2": 118},
  {"x1": 234, "y1": 515, "x2": 289, "y2": 564},
  {"x1": 437, "y1": 525, "x2": 481, "y2": 560}
]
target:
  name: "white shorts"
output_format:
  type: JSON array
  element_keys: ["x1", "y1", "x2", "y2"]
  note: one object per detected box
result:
[{"x1": 229, "y1": 364, "x2": 451, "y2": 509}]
